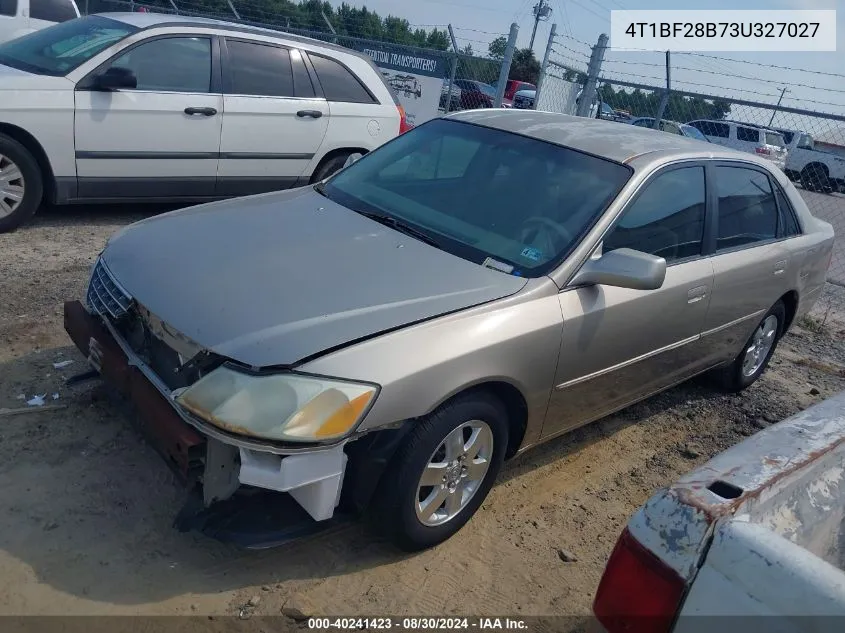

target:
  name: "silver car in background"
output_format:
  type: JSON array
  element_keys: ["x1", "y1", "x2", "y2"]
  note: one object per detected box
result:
[{"x1": 64, "y1": 111, "x2": 834, "y2": 552}]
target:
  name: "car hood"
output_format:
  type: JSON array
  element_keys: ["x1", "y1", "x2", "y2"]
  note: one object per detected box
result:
[
  {"x1": 101, "y1": 187, "x2": 528, "y2": 367},
  {"x1": 0, "y1": 62, "x2": 73, "y2": 89}
]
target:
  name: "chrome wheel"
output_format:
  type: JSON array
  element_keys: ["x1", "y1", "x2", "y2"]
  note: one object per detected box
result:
[
  {"x1": 415, "y1": 420, "x2": 494, "y2": 527},
  {"x1": 0, "y1": 154, "x2": 25, "y2": 219},
  {"x1": 742, "y1": 315, "x2": 778, "y2": 377}
]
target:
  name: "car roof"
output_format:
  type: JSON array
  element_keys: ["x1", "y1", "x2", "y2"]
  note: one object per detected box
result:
[
  {"x1": 447, "y1": 110, "x2": 735, "y2": 164},
  {"x1": 96, "y1": 12, "x2": 369, "y2": 60}
]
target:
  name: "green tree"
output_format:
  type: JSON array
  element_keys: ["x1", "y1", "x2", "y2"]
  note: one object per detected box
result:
[
  {"x1": 508, "y1": 48, "x2": 540, "y2": 84},
  {"x1": 488, "y1": 36, "x2": 507, "y2": 60}
]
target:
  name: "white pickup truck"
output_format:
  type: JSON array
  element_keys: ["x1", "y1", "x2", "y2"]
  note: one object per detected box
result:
[
  {"x1": 592, "y1": 389, "x2": 845, "y2": 633},
  {"x1": 774, "y1": 128, "x2": 845, "y2": 194}
]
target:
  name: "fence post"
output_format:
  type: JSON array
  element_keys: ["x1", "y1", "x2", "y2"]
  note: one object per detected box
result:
[
  {"x1": 494, "y1": 23, "x2": 519, "y2": 108},
  {"x1": 533, "y1": 22, "x2": 556, "y2": 110},
  {"x1": 445, "y1": 25, "x2": 459, "y2": 114},
  {"x1": 576, "y1": 33, "x2": 607, "y2": 117},
  {"x1": 654, "y1": 50, "x2": 671, "y2": 128}
]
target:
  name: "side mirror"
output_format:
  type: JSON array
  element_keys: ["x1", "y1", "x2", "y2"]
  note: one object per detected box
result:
[
  {"x1": 95, "y1": 67, "x2": 137, "y2": 91},
  {"x1": 569, "y1": 247, "x2": 667, "y2": 291}
]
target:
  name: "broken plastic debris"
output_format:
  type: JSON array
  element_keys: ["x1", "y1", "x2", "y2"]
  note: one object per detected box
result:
[
  {"x1": 53, "y1": 360, "x2": 74, "y2": 369},
  {"x1": 52, "y1": 393, "x2": 60, "y2": 400},
  {"x1": 27, "y1": 395, "x2": 46, "y2": 407}
]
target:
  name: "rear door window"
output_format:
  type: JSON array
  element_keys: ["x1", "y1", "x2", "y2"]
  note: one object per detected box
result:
[
  {"x1": 226, "y1": 39, "x2": 294, "y2": 97},
  {"x1": 691, "y1": 120, "x2": 729, "y2": 138},
  {"x1": 715, "y1": 166, "x2": 779, "y2": 250},
  {"x1": 30, "y1": 0, "x2": 77, "y2": 23},
  {"x1": 307, "y1": 53, "x2": 375, "y2": 104}
]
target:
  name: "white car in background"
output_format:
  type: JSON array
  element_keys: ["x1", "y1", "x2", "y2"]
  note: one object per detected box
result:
[
  {"x1": 0, "y1": 12, "x2": 405, "y2": 231},
  {"x1": 772, "y1": 127, "x2": 845, "y2": 194},
  {"x1": 687, "y1": 119, "x2": 789, "y2": 171},
  {"x1": 0, "y1": 0, "x2": 79, "y2": 44}
]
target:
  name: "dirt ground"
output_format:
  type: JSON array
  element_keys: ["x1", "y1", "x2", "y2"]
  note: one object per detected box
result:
[{"x1": 1, "y1": 203, "x2": 844, "y2": 626}]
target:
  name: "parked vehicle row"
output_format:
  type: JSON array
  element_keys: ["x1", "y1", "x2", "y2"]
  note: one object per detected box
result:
[
  {"x1": 0, "y1": 12, "x2": 407, "y2": 231},
  {"x1": 64, "y1": 109, "x2": 833, "y2": 551}
]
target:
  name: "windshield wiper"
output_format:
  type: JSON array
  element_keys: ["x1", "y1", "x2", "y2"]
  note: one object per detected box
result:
[{"x1": 356, "y1": 210, "x2": 442, "y2": 248}]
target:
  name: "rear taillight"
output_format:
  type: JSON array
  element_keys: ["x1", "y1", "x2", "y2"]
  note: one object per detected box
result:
[
  {"x1": 397, "y1": 105, "x2": 412, "y2": 134},
  {"x1": 593, "y1": 528, "x2": 686, "y2": 633},
  {"x1": 755, "y1": 147, "x2": 773, "y2": 155}
]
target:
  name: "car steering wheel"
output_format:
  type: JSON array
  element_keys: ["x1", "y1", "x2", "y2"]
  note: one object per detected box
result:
[{"x1": 519, "y1": 216, "x2": 574, "y2": 254}]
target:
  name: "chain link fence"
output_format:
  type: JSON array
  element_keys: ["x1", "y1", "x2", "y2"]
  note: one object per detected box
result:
[{"x1": 536, "y1": 42, "x2": 845, "y2": 287}]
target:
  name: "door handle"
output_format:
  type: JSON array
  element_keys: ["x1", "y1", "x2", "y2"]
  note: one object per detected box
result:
[
  {"x1": 296, "y1": 110, "x2": 323, "y2": 119},
  {"x1": 687, "y1": 286, "x2": 708, "y2": 304},
  {"x1": 184, "y1": 107, "x2": 217, "y2": 116},
  {"x1": 773, "y1": 260, "x2": 787, "y2": 276}
]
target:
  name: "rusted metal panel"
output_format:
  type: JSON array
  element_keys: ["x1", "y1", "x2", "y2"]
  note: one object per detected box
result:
[{"x1": 64, "y1": 301, "x2": 205, "y2": 482}]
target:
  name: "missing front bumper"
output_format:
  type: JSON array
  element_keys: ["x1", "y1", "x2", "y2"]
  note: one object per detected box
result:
[{"x1": 63, "y1": 300, "x2": 349, "y2": 546}]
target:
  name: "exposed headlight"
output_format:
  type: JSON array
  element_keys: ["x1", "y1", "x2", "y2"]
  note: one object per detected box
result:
[{"x1": 176, "y1": 366, "x2": 378, "y2": 443}]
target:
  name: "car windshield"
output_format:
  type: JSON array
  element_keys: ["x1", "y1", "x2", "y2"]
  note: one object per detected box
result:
[
  {"x1": 765, "y1": 131, "x2": 786, "y2": 148},
  {"x1": 478, "y1": 84, "x2": 497, "y2": 97},
  {"x1": 0, "y1": 16, "x2": 138, "y2": 76},
  {"x1": 321, "y1": 118, "x2": 632, "y2": 276},
  {"x1": 681, "y1": 125, "x2": 709, "y2": 141},
  {"x1": 798, "y1": 133, "x2": 815, "y2": 149}
]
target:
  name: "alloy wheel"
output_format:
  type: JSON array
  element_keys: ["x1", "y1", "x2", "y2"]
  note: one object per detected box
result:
[
  {"x1": 742, "y1": 315, "x2": 779, "y2": 377},
  {"x1": 415, "y1": 420, "x2": 494, "y2": 527}
]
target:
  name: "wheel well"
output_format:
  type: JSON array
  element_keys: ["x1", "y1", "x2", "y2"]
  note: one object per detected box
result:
[
  {"x1": 780, "y1": 290, "x2": 799, "y2": 334},
  {"x1": 456, "y1": 382, "x2": 529, "y2": 459},
  {"x1": 0, "y1": 123, "x2": 55, "y2": 203},
  {"x1": 309, "y1": 147, "x2": 369, "y2": 183},
  {"x1": 804, "y1": 162, "x2": 829, "y2": 176}
]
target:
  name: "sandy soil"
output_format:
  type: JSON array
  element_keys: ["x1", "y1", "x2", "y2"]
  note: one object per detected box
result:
[{"x1": 0, "y1": 203, "x2": 844, "y2": 628}]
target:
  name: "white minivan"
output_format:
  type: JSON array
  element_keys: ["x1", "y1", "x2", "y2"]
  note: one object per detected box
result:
[
  {"x1": 0, "y1": 0, "x2": 80, "y2": 43},
  {"x1": 687, "y1": 119, "x2": 789, "y2": 171}
]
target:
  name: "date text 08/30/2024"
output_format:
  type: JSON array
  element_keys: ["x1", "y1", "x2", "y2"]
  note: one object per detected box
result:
[{"x1": 307, "y1": 618, "x2": 529, "y2": 630}]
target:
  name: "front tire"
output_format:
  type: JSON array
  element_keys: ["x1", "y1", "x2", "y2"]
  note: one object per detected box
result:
[
  {"x1": 718, "y1": 301, "x2": 786, "y2": 393},
  {"x1": 0, "y1": 134, "x2": 43, "y2": 233},
  {"x1": 372, "y1": 392, "x2": 508, "y2": 551}
]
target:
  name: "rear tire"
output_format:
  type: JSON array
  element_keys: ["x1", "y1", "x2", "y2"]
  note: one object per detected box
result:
[
  {"x1": 310, "y1": 151, "x2": 356, "y2": 183},
  {"x1": 801, "y1": 164, "x2": 831, "y2": 193},
  {"x1": 371, "y1": 392, "x2": 508, "y2": 551},
  {"x1": 718, "y1": 301, "x2": 786, "y2": 393},
  {"x1": 0, "y1": 134, "x2": 43, "y2": 233}
]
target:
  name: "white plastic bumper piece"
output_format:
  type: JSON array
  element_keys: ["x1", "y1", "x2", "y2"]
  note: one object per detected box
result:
[{"x1": 237, "y1": 444, "x2": 347, "y2": 522}]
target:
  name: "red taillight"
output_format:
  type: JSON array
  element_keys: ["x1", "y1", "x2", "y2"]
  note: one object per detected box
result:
[
  {"x1": 756, "y1": 147, "x2": 772, "y2": 155},
  {"x1": 593, "y1": 528, "x2": 686, "y2": 633},
  {"x1": 397, "y1": 105, "x2": 412, "y2": 134}
]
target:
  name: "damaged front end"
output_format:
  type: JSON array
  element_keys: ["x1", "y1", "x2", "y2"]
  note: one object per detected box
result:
[{"x1": 65, "y1": 258, "x2": 366, "y2": 548}]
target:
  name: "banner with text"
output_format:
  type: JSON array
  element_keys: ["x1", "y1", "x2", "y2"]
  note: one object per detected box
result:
[{"x1": 353, "y1": 43, "x2": 449, "y2": 129}]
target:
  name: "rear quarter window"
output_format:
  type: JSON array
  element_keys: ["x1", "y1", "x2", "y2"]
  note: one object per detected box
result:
[
  {"x1": 765, "y1": 132, "x2": 786, "y2": 148},
  {"x1": 30, "y1": 0, "x2": 77, "y2": 23},
  {"x1": 307, "y1": 53, "x2": 376, "y2": 104}
]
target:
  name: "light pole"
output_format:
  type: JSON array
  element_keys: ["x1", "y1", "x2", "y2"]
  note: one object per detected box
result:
[{"x1": 529, "y1": 0, "x2": 552, "y2": 51}]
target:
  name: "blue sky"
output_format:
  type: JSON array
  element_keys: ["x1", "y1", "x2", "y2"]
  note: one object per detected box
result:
[{"x1": 326, "y1": 0, "x2": 845, "y2": 118}]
